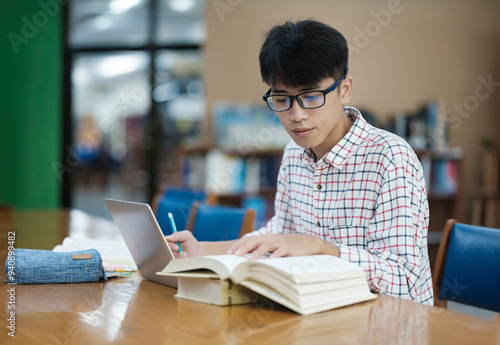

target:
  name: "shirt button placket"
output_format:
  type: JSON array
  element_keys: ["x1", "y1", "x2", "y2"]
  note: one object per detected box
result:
[{"x1": 314, "y1": 170, "x2": 323, "y2": 229}]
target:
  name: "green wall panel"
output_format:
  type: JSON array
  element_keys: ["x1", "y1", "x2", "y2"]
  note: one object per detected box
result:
[{"x1": 0, "y1": 0, "x2": 62, "y2": 208}]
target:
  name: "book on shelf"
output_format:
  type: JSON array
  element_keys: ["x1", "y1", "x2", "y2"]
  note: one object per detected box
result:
[
  {"x1": 201, "y1": 149, "x2": 281, "y2": 196},
  {"x1": 407, "y1": 110, "x2": 427, "y2": 150},
  {"x1": 394, "y1": 111, "x2": 408, "y2": 141},
  {"x1": 420, "y1": 154, "x2": 432, "y2": 195},
  {"x1": 431, "y1": 158, "x2": 458, "y2": 197},
  {"x1": 388, "y1": 99, "x2": 448, "y2": 153},
  {"x1": 181, "y1": 153, "x2": 206, "y2": 190},
  {"x1": 244, "y1": 158, "x2": 261, "y2": 194},
  {"x1": 212, "y1": 102, "x2": 290, "y2": 150},
  {"x1": 157, "y1": 254, "x2": 376, "y2": 315},
  {"x1": 482, "y1": 149, "x2": 499, "y2": 193},
  {"x1": 205, "y1": 149, "x2": 246, "y2": 195}
]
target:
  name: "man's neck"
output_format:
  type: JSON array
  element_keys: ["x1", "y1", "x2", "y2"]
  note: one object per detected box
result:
[{"x1": 311, "y1": 113, "x2": 353, "y2": 162}]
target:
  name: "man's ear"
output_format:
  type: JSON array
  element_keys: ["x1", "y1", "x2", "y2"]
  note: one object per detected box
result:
[{"x1": 340, "y1": 76, "x2": 353, "y2": 104}]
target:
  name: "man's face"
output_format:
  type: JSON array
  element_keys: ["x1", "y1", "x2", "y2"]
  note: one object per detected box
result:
[{"x1": 271, "y1": 77, "x2": 352, "y2": 159}]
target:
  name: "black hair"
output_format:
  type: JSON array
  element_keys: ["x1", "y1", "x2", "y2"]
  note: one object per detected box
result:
[{"x1": 259, "y1": 19, "x2": 348, "y2": 89}]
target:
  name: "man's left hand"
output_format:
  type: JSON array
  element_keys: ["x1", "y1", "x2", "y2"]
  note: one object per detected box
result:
[{"x1": 227, "y1": 234, "x2": 339, "y2": 260}]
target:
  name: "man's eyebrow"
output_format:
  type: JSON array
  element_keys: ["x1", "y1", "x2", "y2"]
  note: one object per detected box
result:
[
  {"x1": 271, "y1": 85, "x2": 319, "y2": 93},
  {"x1": 271, "y1": 88, "x2": 288, "y2": 93}
]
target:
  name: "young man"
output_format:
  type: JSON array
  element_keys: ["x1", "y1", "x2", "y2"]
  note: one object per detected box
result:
[{"x1": 167, "y1": 19, "x2": 433, "y2": 305}]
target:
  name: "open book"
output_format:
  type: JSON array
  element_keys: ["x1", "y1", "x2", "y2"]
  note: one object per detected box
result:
[{"x1": 157, "y1": 255, "x2": 376, "y2": 315}]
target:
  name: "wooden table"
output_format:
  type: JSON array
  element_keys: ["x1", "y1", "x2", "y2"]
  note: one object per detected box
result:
[{"x1": 0, "y1": 208, "x2": 498, "y2": 345}]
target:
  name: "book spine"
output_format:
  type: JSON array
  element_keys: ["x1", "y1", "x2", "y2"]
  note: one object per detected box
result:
[
  {"x1": 395, "y1": 111, "x2": 407, "y2": 140},
  {"x1": 245, "y1": 158, "x2": 260, "y2": 194},
  {"x1": 431, "y1": 158, "x2": 458, "y2": 197},
  {"x1": 426, "y1": 100, "x2": 438, "y2": 149},
  {"x1": 420, "y1": 155, "x2": 432, "y2": 195}
]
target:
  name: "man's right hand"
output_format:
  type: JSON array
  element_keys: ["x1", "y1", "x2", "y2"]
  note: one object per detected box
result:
[{"x1": 165, "y1": 230, "x2": 204, "y2": 258}]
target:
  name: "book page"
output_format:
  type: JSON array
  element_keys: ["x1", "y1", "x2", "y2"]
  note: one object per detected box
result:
[
  {"x1": 159, "y1": 255, "x2": 248, "y2": 280},
  {"x1": 239, "y1": 280, "x2": 376, "y2": 315},
  {"x1": 160, "y1": 270, "x2": 219, "y2": 279},
  {"x1": 53, "y1": 237, "x2": 136, "y2": 267},
  {"x1": 233, "y1": 255, "x2": 365, "y2": 284}
]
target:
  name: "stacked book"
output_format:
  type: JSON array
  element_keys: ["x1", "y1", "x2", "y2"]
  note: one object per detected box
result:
[{"x1": 157, "y1": 255, "x2": 376, "y2": 315}]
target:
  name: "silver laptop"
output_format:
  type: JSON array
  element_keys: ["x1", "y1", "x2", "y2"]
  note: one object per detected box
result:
[{"x1": 105, "y1": 198, "x2": 177, "y2": 288}]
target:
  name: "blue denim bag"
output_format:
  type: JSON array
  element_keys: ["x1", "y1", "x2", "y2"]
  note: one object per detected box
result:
[{"x1": 5, "y1": 248, "x2": 107, "y2": 284}]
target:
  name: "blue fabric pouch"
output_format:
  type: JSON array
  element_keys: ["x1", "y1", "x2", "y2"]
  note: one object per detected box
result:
[{"x1": 5, "y1": 248, "x2": 107, "y2": 284}]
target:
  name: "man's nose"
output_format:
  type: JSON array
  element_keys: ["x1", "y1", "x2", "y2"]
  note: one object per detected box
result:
[{"x1": 289, "y1": 99, "x2": 308, "y2": 122}]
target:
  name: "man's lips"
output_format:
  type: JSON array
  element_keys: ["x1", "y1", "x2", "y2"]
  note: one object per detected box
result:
[{"x1": 293, "y1": 128, "x2": 313, "y2": 137}]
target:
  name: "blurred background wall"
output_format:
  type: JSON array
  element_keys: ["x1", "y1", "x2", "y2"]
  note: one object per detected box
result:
[
  {"x1": 205, "y1": 0, "x2": 500, "y2": 222},
  {"x1": 0, "y1": 1, "x2": 62, "y2": 208},
  {"x1": 0, "y1": 0, "x2": 499, "y2": 227}
]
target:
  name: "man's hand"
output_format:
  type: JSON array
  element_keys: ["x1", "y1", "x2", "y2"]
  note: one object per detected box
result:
[
  {"x1": 165, "y1": 230, "x2": 204, "y2": 258},
  {"x1": 227, "y1": 234, "x2": 339, "y2": 260}
]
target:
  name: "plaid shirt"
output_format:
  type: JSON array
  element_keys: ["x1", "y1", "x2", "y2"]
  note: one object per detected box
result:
[{"x1": 253, "y1": 107, "x2": 434, "y2": 305}]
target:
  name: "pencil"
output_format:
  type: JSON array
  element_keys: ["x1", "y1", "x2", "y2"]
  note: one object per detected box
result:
[{"x1": 168, "y1": 212, "x2": 183, "y2": 254}]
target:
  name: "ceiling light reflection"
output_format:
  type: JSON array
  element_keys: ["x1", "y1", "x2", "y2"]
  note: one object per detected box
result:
[
  {"x1": 186, "y1": 80, "x2": 204, "y2": 98},
  {"x1": 169, "y1": 0, "x2": 196, "y2": 12},
  {"x1": 93, "y1": 15, "x2": 113, "y2": 30},
  {"x1": 109, "y1": 0, "x2": 142, "y2": 13},
  {"x1": 97, "y1": 54, "x2": 148, "y2": 78},
  {"x1": 153, "y1": 82, "x2": 180, "y2": 102},
  {"x1": 72, "y1": 65, "x2": 91, "y2": 87}
]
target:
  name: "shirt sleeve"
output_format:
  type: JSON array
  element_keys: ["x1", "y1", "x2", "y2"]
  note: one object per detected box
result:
[{"x1": 336, "y1": 158, "x2": 432, "y2": 302}]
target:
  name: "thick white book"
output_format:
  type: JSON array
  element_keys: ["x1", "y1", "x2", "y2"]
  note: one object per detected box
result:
[{"x1": 157, "y1": 255, "x2": 376, "y2": 315}]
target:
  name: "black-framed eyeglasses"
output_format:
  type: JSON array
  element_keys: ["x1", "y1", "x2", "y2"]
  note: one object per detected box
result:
[{"x1": 262, "y1": 76, "x2": 345, "y2": 112}]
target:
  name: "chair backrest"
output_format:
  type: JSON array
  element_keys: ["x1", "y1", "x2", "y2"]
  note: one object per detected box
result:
[
  {"x1": 155, "y1": 198, "x2": 195, "y2": 236},
  {"x1": 186, "y1": 203, "x2": 256, "y2": 241},
  {"x1": 433, "y1": 219, "x2": 500, "y2": 313},
  {"x1": 154, "y1": 188, "x2": 216, "y2": 236},
  {"x1": 164, "y1": 187, "x2": 207, "y2": 201}
]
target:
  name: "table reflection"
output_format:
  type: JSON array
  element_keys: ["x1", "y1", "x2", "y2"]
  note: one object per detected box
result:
[
  {"x1": 117, "y1": 277, "x2": 376, "y2": 345},
  {"x1": 11, "y1": 282, "x2": 105, "y2": 314}
]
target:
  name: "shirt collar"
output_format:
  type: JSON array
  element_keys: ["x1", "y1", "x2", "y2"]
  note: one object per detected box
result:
[{"x1": 300, "y1": 107, "x2": 371, "y2": 169}]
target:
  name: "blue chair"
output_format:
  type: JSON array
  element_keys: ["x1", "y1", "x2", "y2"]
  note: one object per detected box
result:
[
  {"x1": 153, "y1": 188, "x2": 217, "y2": 236},
  {"x1": 164, "y1": 187, "x2": 207, "y2": 201},
  {"x1": 433, "y1": 219, "x2": 500, "y2": 313},
  {"x1": 185, "y1": 203, "x2": 256, "y2": 241}
]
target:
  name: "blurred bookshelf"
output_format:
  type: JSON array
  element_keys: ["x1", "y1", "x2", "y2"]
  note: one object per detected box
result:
[
  {"x1": 470, "y1": 141, "x2": 500, "y2": 229},
  {"x1": 174, "y1": 103, "x2": 289, "y2": 228},
  {"x1": 178, "y1": 145, "x2": 282, "y2": 229},
  {"x1": 385, "y1": 99, "x2": 465, "y2": 272}
]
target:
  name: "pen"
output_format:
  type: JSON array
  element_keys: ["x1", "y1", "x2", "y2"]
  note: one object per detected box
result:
[{"x1": 168, "y1": 212, "x2": 183, "y2": 254}]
